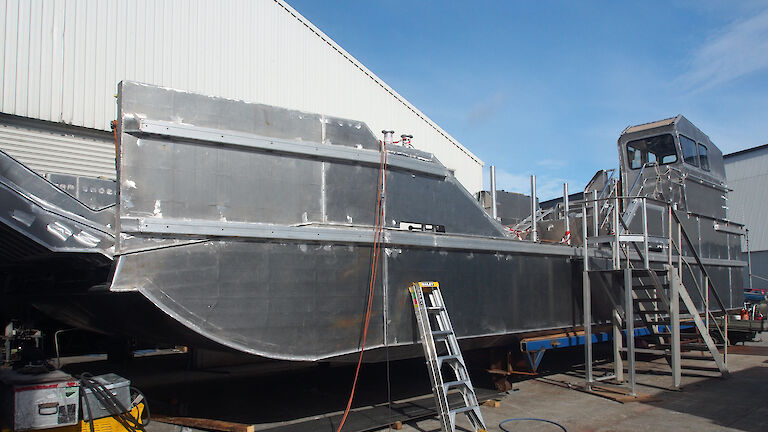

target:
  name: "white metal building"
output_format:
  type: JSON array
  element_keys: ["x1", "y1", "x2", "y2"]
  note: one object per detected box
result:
[
  {"x1": 724, "y1": 144, "x2": 768, "y2": 290},
  {"x1": 0, "y1": 0, "x2": 483, "y2": 192}
]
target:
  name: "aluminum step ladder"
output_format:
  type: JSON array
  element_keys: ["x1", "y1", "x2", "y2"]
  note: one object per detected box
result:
[{"x1": 409, "y1": 281, "x2": 487, "y2": 432}]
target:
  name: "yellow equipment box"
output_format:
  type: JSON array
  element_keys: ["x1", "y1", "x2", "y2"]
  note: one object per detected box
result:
[{"x1": 2, "y1": 403, "x2": 146, "y2": 432}]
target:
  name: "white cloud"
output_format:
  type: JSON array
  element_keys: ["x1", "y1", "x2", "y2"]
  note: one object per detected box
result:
[
  {"x1": 681, "y1": 8, "x2": 768, "y2": 91},
  {"x1": 537, "y1": 159, "x2": 568, "y2": 169}
]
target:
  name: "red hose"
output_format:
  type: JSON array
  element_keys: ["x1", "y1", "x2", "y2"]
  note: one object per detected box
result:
[{"x1": 336, "y1": 140, "x2": 388, "y2": 432}]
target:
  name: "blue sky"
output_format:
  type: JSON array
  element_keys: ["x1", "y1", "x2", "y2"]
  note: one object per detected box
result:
[{"x1": 287, "y1": 1, "x2": 768, "y2": 198}]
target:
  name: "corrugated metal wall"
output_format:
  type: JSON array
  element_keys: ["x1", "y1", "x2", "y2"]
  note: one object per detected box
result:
[
  {"x1": 724, "y1": 146, "x2": 768, "y2": 252},
  {"x1": 0, "y1": 0, "x2": 483, "y2": 192},
  {"x1": 0, "y1": 114, "x2": 115, "y2": 178}
]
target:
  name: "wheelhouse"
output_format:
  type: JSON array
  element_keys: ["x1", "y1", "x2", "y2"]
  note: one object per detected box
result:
[{"x1": 617, "y1": 115, "x2": 728, "y2": 219}]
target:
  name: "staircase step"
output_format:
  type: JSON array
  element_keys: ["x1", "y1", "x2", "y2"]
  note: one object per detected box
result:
[
  {"x1": 621, "y1": 347, "x2": 716, "y2": 360},
  {"x1": 680, "y1": 342, "x2": 722, "y2": 351},
  {"x1": 633, "y1": 284, "x2": 669, "y2": 290},
  {"x1": 632, "y1": 268, "x2": 668, "y2": 275},
  {"x1": 635, "y1": 298, "x2": 664, "y2": 303},
  {"x1": 645, "y1": 318, "x2": 672, "y2": 325},
  {"x1": 636, "y1": 307, "x2": 664, "y2": 312},
  {"x1": 678, "y1": 364, "x2": 723, "y2": 372},
  {"x1": 657, "y1": 342, "x2": 712, "y2": 351}
]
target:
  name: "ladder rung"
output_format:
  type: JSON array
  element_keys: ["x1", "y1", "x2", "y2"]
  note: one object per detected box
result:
[
  {"x1": 432, "y1": 330, "x2": 452, "y2": 340},
  {"x1": 437, "y1": 354, "x2": 460, "y2": 365},
  {"x1": 443, "y1": 380, "x2": 469, "y2": 390},
  {"x1": 427, "y1": 306, "x2": 444, "y2": 313},
  {"x1": 449, "y1": 405, "x2": 479, "y2": 415}
]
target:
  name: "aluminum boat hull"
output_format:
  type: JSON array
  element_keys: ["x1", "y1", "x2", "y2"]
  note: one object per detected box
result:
[{"x1": 0, "y1": 82, "x2": 746, "y2": 362}]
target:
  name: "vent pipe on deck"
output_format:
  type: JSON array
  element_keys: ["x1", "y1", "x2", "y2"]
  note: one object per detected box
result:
[
  {"x1": 531, "y1": 175, "x2": 538, "y2": 242},
  {"x1": 490, "y1": 166, "x2": 498, "y2": 221},
  {"x1": 382, "y1": 130, "x2": 394, "y2": 147},
  {"x1": 563, "y1": 182, "x2": 570, "y2": 245}
]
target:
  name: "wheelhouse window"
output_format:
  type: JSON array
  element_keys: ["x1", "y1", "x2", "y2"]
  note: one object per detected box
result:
[
  {"x1": 698, "y1": 143, "x2": 710, "y2": 171},
  {"x1": 626, "y1": 134, "x2": 678, "y2": 169},
  {"x1": 680, "y1": 135, "x2": 699, "y2": 167}
]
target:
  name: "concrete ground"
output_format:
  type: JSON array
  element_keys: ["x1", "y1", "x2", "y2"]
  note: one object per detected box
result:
[
  {"x1": 60, "y1": 336, "x2": 768, "y2": 432},
  {"x1": 397, "y1": 338, "x2": 768, "y2": 432}
]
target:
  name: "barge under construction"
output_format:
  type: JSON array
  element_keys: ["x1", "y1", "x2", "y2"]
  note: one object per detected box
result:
[{"x1": 0, "y1": 82, "x2": 746, "y2": 362}]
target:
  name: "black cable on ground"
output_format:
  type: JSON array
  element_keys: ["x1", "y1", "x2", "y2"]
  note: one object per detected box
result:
[
  {"x1": 130, "y1": 386, "x2": 151, "y2": 426},
  {"x1": 499, "y1": 417, "x2": 568, "y2": 432},
  {"x1": 82, "y1": 384, "x2": 96, "y2": 432}
]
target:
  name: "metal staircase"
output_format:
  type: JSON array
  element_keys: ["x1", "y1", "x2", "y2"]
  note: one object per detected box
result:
[
  {"x1": 510, "y1": 207, "x2": 553, "y2": 234},
  {"x1": 409, "y1": 281, "x2": 487, "y2": 432},
  {"x1": 580, "y1": 193, "x2": 729, "y2": 394}
]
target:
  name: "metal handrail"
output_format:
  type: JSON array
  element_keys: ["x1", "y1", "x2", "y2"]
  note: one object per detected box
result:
[
  {"x1": 597, "y1": 169, "x2": 617, "y2": 199},
  {"x1": 670, "y1": 208, "x2": 729, "y2": 315},
  {"x1": 676, "y1": 243, "x2": 728, "y2": 339},
  {"x1": 627, "y1": 162, "x2": 655, "y2": 197}
]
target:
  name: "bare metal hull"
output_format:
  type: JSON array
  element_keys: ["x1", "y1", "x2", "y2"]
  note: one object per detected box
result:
[{"x1": 0, "y1": 82, "x2": 745, "y2": 362}]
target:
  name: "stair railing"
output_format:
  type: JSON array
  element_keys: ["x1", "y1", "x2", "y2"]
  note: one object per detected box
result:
[{"x1": 668, "y1": 208, "x2": 729, "y2": 366}]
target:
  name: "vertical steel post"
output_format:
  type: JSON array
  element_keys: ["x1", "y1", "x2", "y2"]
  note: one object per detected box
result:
[
  {"x1": 612, "y1": 307, "x2": 624, "y2": 383},
  {"x1": 668, "y1": 207, "x2": 673, "y2": 267},
  {"x1": 380, "y1": 131, "x2": 390, "y2": 351},
  {"x1": 669, "y1": 266, "x2": 681, "y2": 389},
  {"x1": 642, "y1": 198, "x2": 649, "y2": 269},
  {"x1": 624, "y1": 267, "x2": 635, "y2": 395},
  {"x1": 613, "y1": 196, "x2": 620, "y2": 269},
  {"x1": 563, "y1": 183, "x2": 570, "y2": 245},
  {"x1": 724, "y1": 314, "x2": 728, "y2": 369},
  {"x1": 677, "y1": 217, "x2": 683, "y2": 279},
  {"x1": 530, "y1": 175, "x2": 538, "y2": 242},
  {"x1": 582, "y1": 204, "x2": 592, "y2": 389},
  {"x1": 704, "y1": 275, "x2": 710, "y2": 330},
  {"x1": 746, "y1": 229, "x2": 753, "y2": 289},
  {"x1": 490, "y1": 166, "x2": 498, "y2": 221},
  {"x1": 592, "y1": 190, "x2": 599, "y2": 236}
]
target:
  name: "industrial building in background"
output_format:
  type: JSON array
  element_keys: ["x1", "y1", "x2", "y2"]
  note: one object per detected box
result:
[
  {"x1": 0, "y1": 0, "x2": 483, "y2": 192},
  {"x1": 724, "y1": 144, "x2": 768, "y2": 291}
]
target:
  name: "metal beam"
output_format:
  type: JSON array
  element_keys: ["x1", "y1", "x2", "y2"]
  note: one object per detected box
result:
[
  {"x1": 120, "y1": 217, "x2": 578, "y2": 256},
  {"x1": 129, "y1": 119, "x2": 449, "y2": 178}
]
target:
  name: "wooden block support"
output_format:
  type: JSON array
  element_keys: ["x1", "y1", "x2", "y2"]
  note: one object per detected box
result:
[
  {"x1": 390, "y1": 420, "x2": 403, "y2": 430},
  {"x1": 153, "y1": 415, "x2": 255, "y2": 432},
  {"x1": 482, "y1": 399, "x2": 501, "y2": 408}
]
